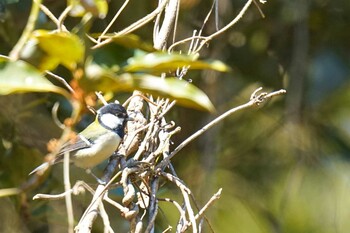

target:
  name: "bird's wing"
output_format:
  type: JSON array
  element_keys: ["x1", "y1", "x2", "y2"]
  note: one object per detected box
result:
[
  {"x1": 59, "y1": 136, "x2": 91, "y2": 154},
  {"x1": 53, "y1": 135, "x2": 92, "y2": 164},
  {"x1": 53, "y1": 121, "x2": 107, "y2": 164}
]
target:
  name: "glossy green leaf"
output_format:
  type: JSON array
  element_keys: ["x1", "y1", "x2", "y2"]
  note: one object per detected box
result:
[
  {"x1": 69, "y1": 0, "x2": 108, "y2": 18},
  {"x1": 120, "y1": 74, "x2": 215, "y2": 112},
  {"x1": 109, "y1": 34, "x2": 156, "y2": 52},
  {"x1": 19, "y1": 38, "x2": 60, "y2": 71},
  {"x1": 32, "y1": 30, "x2": 84, "y2": 70},
  {"x1": 0, "y1": 59, "x2": 70, "y2": 98},
  {"x1": 123, "y1": 52, "x2": 230, "y2": 74},
  {"x1": 85, "y1": 63, "x2": 214, "y2": 111}
]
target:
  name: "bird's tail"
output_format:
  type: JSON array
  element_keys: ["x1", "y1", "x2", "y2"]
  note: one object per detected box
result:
[{"x1": 29, "y1": 162, "x2": 50, "y2": 175}]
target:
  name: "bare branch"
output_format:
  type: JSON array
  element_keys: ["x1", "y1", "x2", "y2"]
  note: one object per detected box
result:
[
  {"x1": 92, "y1": 0, "x2": 169, "y2": 49},
  {"x1": 169, "y1": 0, "x2": 255, "y2": 54},
  {"x1": 75, "y1": 185, "x2": 107, "y2": 232},
  {"x1": 33, "y1": 181, "x2": 89, "y2": 200},
  {"x1": 57, "y1": 5, "x2": 72, "y2": 31},
  {"x1": 182, "y1": 189, "x2": 222, "y2": 232},
  {"x1": 157, "y1": 88, "x2": 286, "y2": 169},
  {"x1": 97, "y1": 0, "x2": 130, "y2": 42},
  {"x1": 154, "y1": 0, "x2": 180, "y2": 50},
  {"x1": 46, "y1": 71, "x2": 75, "y2": 94},
  {"x1": 193, "y1": 0, "x2": 254, "y2": 53},
  {"x1": 9, "y1": 0, "x2": 41, "y2": 60},
  {"x1": 64, "y1": 152, "x2": 74, "y2": 233}
]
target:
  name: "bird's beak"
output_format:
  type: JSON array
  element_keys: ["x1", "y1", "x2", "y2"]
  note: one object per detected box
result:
[{"x1": 126, "y1": 116, "x2": 134, "y2": 121}]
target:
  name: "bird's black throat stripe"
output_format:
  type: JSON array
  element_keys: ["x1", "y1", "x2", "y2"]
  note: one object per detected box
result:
[{"x1": 97, "y1": 116, "x2": 125, "y2": 138}]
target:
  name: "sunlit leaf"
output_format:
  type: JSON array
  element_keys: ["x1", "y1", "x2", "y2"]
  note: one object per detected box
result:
[
  {"x1": 32, "y1": 30, "x2": 84, "y2": 70},
  {"x1": 68, "y1": 0, "x2": 108, "y2": 18},
  {"x1": 109, "y1": 34, "x2": 155, "y2": 52},
  {"x1": 20, "y1": 38, "x2": 60, "y2": 71},
  {"x1": 0, "y1": 59, "x2": 70, "y2": 98},
  {"x1": 123, "y1": 51, "x2": 230, "y2": 74},
  {"x1": 85, "y1": 63, "x2": 214, "y2": 111},
  {"x1": 119, "y1": 74, "x2": 214, "y2": 112}
]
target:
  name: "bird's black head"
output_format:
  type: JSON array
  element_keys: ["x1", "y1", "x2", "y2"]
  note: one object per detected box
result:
[
  {"x1": 97, "y1": 103, "x2": 131, "y2": 136},
  {"x1": 98, "y1": 103, "x2": 128, "y2": 118}
]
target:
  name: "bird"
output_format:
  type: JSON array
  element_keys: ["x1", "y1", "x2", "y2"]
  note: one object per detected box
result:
[{"x1": 29, "y1": 103, "x2": 132, "y2": 175}]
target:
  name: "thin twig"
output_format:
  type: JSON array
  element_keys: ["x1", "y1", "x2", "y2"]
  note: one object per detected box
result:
[
  {"x1": 201, "y1": 0, "x2": 217, "y2": 33},
  {"x1": 194, "y1": 0, "x2": 254, "y2": 53},
  {"x1": 52, "y1": 102, "x2": 65, "y2": 129},
  {"x1": 196, "y1": 188, "x2": 222, "y2": 220},
  {"x1": 46, "y1": 71, "x2": 75, "y2": 94},
  {"x1": 37, "y1": 2, "x2": 61, "y2": 30},
  {"x1": 9, "y1": 0, "x2": 41, "y2": 59},
  {"x1": 104, "y1": 195, "x2": 129, "y2": 213},
  {"x1": 98, "y1": 0, "x2": 130, "y2": 42},
  {"x1": 168, "y1": 36, "x2": 207, "y2": 52},
  {"x1": 92, "y1": 0, "x2": 169, "y2": 49},
  {"x1": 157, "y1": 88, "x2": 286, "y2": 169},
  {"x1": 57, "y1": 5, "x2": 73, "y2": 31},
  {"x1": 158, "y1": 198, "x2": 187, "y2": 225},
  {"x1": 64, "y1": 152, "x2": 74, "y2": 233},
  {"x1": 169, "y1": 0, "x2": 254, "y2": 54},
  {"x1": 182, "y1": 188, "x2": 222, "y2": 232},
  {"x1": 162, "y1": 225, "x2": 173, "y2": 233},
  {"x1": 180, "y1": 186, "x2": 197, "y2": 232},
  {"x1": 95, "y1": 91, "x2": 109, "y2": 105},
  {"x1": 253, "y1": 0, "x2": 265, "y2": 18},
  {"x1": 33, "y1": 181, "x2": 90, "y2": 200}
]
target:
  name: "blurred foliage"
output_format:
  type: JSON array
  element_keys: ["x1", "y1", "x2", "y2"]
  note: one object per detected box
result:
[
  {"x1": 20, "y1": 29, "x2": 85, "y2": 71},
  {"x1": 0, "y1": 58, "x2": 69, "y2": 96},
  {"x1": 0, "y1": 0, "x2": 350, "y2": 232}
]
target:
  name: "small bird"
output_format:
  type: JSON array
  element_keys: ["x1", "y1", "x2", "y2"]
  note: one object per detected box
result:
[{"x1": 30, "y1": 103, "x2": 132, "y2": 175}]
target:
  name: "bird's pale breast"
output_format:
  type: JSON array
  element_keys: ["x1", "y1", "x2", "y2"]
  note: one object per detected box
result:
[{"x1": 72, "y1": 131, "x2": 120, "y2": 168}]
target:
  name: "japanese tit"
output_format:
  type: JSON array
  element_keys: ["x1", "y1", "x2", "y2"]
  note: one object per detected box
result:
[{"x1": 30, "y1": 103, "x2": 132, "y2": 175}]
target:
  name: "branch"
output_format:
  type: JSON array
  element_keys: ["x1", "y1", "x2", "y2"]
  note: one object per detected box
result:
[
  {"x1": 46, "y1": 71, "x2": 75, "y2": 94},
  {"x1": 194, "y1": 0, "x2": 254, "y2": 53},
  {"x1": 75, "y1": 185, "x2": 107, "y2": 232},
  {"x1": 92, "y1": 0, "x2": 169, "y2": 49},
  {"x1": 182, "y1": 188, "x2": 222, "y2": 232},
  {"x1": 97, "y1": 0, "x2": 130, "y2": 42},
  {"x1": 168, "y1": 0, "x2": 255, "y2": 53},
  {"x1": 33, "y1": 181, "x2": 90, "y2": 200},
  {"x1": 157, "y1": 88, "x2": 286, "y2": 169},
  {"x1": 64, "y1": 152, "x2": 74, "y2": 233},
  {"x1": 153, "y1": 0, "x2": 180, "y2": 50},
  {"x1": 9, "y1": 0, "x2": 41, "y2": 59}
]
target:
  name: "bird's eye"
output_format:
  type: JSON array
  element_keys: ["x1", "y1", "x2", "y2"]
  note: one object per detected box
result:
[{"x1": 117, "y1": 113, "x2": 124, "y2": 118}]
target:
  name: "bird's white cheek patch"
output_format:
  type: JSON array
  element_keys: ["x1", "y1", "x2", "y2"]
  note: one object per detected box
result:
[{"x1": 100, "y1": 113, "x2": 124, "y2": 129}]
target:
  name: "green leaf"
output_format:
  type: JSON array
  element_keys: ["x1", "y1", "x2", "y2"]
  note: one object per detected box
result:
[
  {"x1": 32, "y1": 30, "x2": 84, "y2": 70},
  {"x1": 121, "y1": 74, "x2": 215, "y2": 112},
  {"x1": 69, "y1": 0, "x2": 108, "y2": 18},
  {"x1": 123, "y1": 51, "x2": 230, "y2": 74},
  {"x1": 85, "y1": 63, "x2": 214, "y2": 111},
  {"x1": 0, "y1": 59, "x2": 70, "y2": 98},
  {"x1": 109, "y1": 34, "x2": 156, "y2": 52}
]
